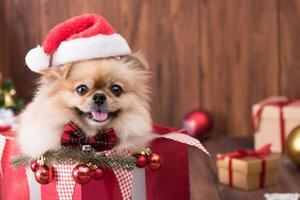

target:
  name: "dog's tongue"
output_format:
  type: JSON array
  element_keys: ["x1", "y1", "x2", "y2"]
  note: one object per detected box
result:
[{"x1": 91, "y1": 111, "x2": 108, "y2": 121}]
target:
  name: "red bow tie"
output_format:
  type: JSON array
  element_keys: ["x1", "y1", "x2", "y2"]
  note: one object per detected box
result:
[{"x1": 61, "y1": 122, "x2": 117, "y2": 151}]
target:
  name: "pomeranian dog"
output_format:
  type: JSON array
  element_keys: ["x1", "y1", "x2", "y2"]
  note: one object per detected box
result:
[{"x1": 18, "y1": 54, "x2": 154, "y2": 158}]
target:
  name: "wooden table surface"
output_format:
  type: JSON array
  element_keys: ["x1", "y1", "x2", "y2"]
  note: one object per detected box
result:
[{"x1": 189, "y1": 137, "x2": 300, "y2": 200}]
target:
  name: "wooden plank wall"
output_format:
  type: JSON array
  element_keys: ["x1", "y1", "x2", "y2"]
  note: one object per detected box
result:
[{"x1": 0, "y1": 0, "x2": 299, "y2": 137}]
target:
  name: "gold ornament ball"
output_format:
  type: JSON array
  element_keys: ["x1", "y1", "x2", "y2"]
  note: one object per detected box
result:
[{"x1": 286, "y1": 125, "x2": 300, "y2": 167}]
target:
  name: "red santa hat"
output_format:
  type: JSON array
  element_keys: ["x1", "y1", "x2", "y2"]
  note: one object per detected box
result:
[{"x1": 25, "y1": 14, "x2": 131, "y2": 73}]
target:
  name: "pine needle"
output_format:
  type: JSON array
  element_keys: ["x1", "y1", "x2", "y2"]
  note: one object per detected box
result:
[
  {"x1": 11, "y1": 155, "x2": 34, "y2": 168},
  {"x1": 11, "y1": 147, "x2": 136, "y2": 171}
]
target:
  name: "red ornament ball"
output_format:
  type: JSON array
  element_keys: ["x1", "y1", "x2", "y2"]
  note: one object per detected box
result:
[
  {"x1": 34, "y1": 165, "x2": 54, "y2": 184},
  {"x1": 148, "y1": 153, "x2": 162, "y2": 170},
  {"x1": 93, "y1": 167, "x2": 105, "y2": 180},
  {"x1": 72, "y1": 164, "x2": 92, "y2": 184},
  {"x1": 31, "y1": 161, "x2": 39, "y2": 172},
  {"x1": 183, "y1": 109, "x2": 213, "y2": 139},
  {"x1": 135, "y1": 154, "x2": 148, "y2": 168}
]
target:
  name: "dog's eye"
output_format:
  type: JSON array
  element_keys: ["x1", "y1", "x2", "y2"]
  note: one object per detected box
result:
[
  {"x1": 110, "y1": 84, "x2": 123, "y2": 97},
  {"x1": 75, "y1": 85, "x2": 89, "y2": 96}
]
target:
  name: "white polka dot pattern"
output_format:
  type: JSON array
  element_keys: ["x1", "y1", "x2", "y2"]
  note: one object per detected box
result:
[
  {"x1": 106, "y1": 149, "x2": 133, "y2": 200},
  {"x1": 161, "y1": 132, "x2": 210, "y2": 155},
  {"x1": 54, "y1": 164, "x2": 77, "y2": 200},
  {"x1": 113, "y1": 168, "x2": 133, "y2": 200}
]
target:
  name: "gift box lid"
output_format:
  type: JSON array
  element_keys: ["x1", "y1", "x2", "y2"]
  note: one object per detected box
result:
[
  {"x1": 252, "y1": 96, "x2": 300, "y2": 120},
  {"x1": 216, "y1": 154, "x2": 279, "y2": 175}
]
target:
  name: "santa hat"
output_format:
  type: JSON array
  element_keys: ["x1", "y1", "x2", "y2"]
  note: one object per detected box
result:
[{"x1": 25, "y1": 14, "x2": 131, "y2": 73}]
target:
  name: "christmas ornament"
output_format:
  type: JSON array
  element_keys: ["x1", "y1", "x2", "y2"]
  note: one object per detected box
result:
[
  {"x1": 286, "y1": 126, "x2": 300, "y2": 166},
  {"x1": 4, "y1": 92, "x2": 14, "y2": 107},
  {"x1": 183, "y1": 109, "x2": 213, "y2": 139},
  {"x1": 72, "y1": 164, "x2": 92, "y2": 184},
  {"x1": 148, "y1": 152, "x2": 162, "y2": 170},
  {"x1": 30, "y1": 161, "x2": 39, "y2": 172},
  {"x1": 92, "y1": 166, "x2": 105, "y2": 180},
  {"x1": 0, "y1": 77, "x2": 24, "y2": 111},
  {"x1": 12, "y1": 146, "x2": 136, "y2": 171},
  {"x1": 135, "y1": 154, "x2": 148, "y2": 168},
  {"x1": 133, "y1": 148, "x2": 163, "y2": 170},
  {"x1": 34, "y1": 165, "x2": 54, "y2": 184}
]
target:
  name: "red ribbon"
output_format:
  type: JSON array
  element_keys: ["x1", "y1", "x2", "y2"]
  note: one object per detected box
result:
[
  {"x1": 218, "y1": 144, "x2": 271, "y2": 188},
  {"x1": 252, "y1": 98, "x2": 300, "y2": 153},
  {"x1": 0, "y1": 125, "x2": 11, "y2": 133}
]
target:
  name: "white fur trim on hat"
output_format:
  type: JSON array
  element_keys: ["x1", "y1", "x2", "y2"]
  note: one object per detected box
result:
[
  {"x1": 52, "y1": 33, "x2": 131, "y2": 67},
  {"x1": 25, "y1": 45, "x2": 50, "y2": 72}
]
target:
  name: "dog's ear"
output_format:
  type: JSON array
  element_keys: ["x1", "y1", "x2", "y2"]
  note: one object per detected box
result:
[
  {"x1": 40, "y1": 63, "x2": 73, "y2": 80},
  {"x1": 123, "y1": 52, "x2": 149, "y2": 70}
]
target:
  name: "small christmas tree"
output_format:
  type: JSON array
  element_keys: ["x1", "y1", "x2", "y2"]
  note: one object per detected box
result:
[{"x1": 0, "y1": 73, "x2": 24, "y2": 112}]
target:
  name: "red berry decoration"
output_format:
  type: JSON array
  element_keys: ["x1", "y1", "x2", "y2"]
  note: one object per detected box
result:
[
  {"x1": 34, "y1": 165, "x2": 54, "y2": 184},
  {"x1": 135, "y1": 154, "x2": 148, "y2": 168},
  {"x1": 93, "y1": 167, "x2": 105, "y2": 180},
  {"x1": 183, "y1": 109, "x2": 213, "y2": 140},
  {"x1": 147, "y1": 153, "x2": 162, "y2": 171},
  {"x1": 30, "y1": 160, "x2": 39, "y2": 172},
  {"x1": 72, "y1": 164, "x2": 92, "y2": 184}
]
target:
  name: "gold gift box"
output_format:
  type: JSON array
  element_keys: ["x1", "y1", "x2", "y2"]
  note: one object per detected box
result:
[
  {"x1": 217, "y1": 154, "x2": 279, "y2": 190},
  {"x1": 253, "y1": 97, "x2": 300, "y2": 153}
]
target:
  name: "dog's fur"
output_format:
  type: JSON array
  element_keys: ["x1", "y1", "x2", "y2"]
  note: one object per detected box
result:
[{"x1": 18, "y1": 54, "x2": 154, "y2": 158}]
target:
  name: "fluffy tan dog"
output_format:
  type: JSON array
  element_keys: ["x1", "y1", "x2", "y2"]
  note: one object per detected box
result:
[{"x1": 18, "y1": 54, "x2": 154, "y2": 158}]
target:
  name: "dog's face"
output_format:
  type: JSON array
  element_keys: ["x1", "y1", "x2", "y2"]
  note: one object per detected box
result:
[{"x1": 41, "y1": 55, "x2": 151, "y2": 132}]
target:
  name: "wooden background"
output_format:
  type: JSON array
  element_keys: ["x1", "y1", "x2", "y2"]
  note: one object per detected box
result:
[{"x1": 0, "y1": 0, "x2": 300, "y2": 137}]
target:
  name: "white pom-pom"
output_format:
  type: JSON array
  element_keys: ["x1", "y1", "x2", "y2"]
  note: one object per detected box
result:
[{"x1": 25, "y1": 45, "x2": 50, "y2": 73}]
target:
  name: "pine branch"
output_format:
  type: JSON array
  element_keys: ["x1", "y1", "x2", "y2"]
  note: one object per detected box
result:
[
  {"x1": 11, "y1": 147, "x2": 136, "y2": 171},
  {"x1": 11, "y1": 155, "x2": 34, "y2": 168}
]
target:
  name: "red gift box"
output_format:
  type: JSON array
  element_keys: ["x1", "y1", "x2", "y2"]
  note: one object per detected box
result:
[{"x1": 0, "y1": 125, "x2": 193, "y2": 200}]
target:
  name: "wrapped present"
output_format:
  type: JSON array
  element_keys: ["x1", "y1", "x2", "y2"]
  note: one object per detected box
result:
[
  {"x1": 0, "y1": 125, "x2": 208, "y2": 200},
  {"x1": 216, "y1": 144, "x2": 279, "y2": 190},
  {"x1": 253, "y1": 97, "x2": 300, "y2": 153}
]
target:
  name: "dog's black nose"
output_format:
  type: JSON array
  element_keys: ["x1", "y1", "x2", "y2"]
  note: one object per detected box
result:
[{"x1": 92, "y1": 93, "x2": 107, "y2": 105}]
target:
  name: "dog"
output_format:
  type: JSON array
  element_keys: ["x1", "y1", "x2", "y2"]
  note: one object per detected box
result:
[{"x1": 18, "y1": 54, "x2": 154, "y2": 158}]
